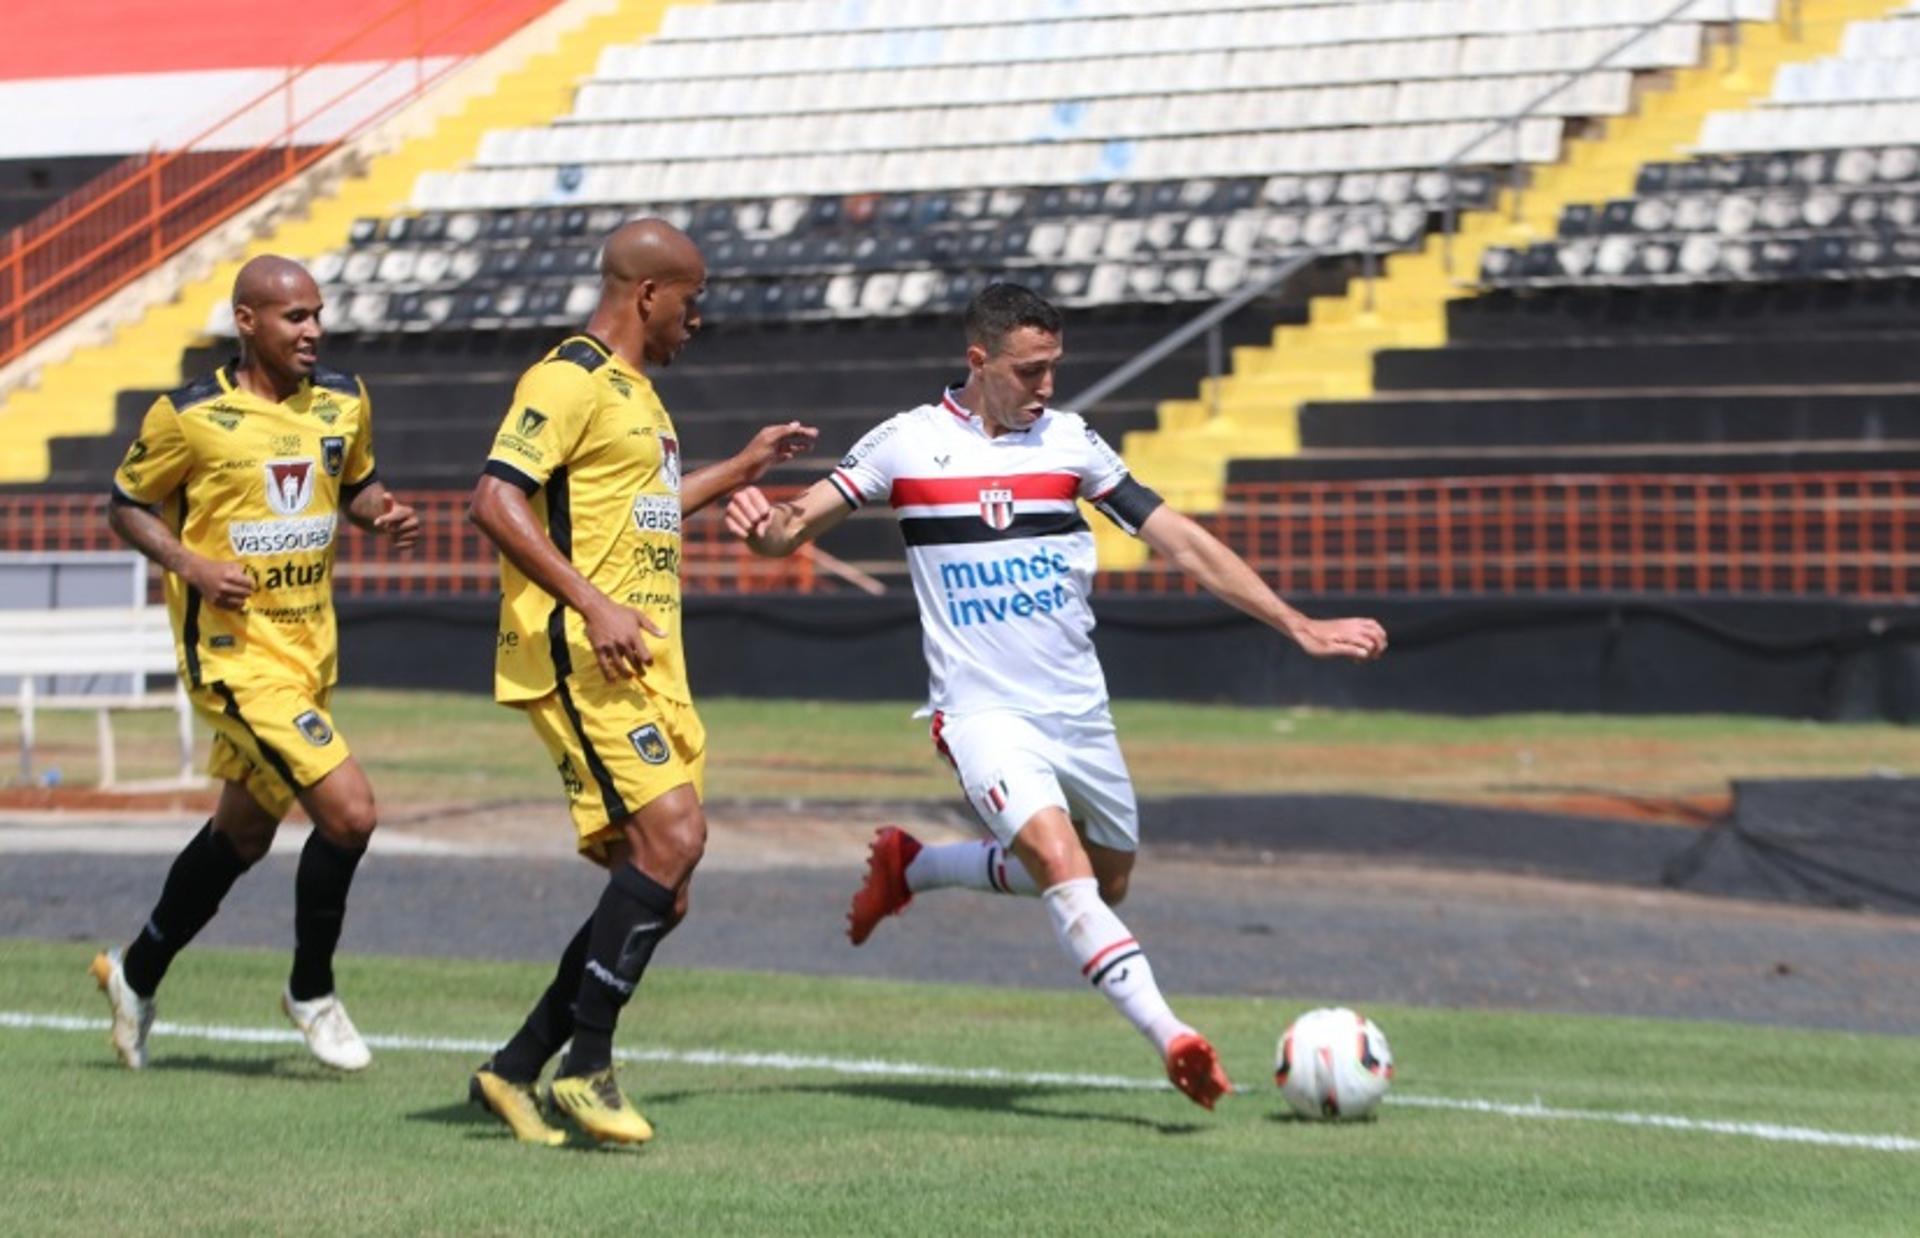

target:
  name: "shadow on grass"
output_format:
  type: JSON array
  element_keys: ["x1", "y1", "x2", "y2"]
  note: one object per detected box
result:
[
  {"x1": 131, "y1": 1054, "x2": 336, "y2": 1081},
  {"x1": 665, "y1": 1079, "x2": 1209, "y2": 1135},
  {"x1": 405, "y1": 1100, "x2": 644, "y2": 1154},
  {"x1": 1263, "y1": 1111, "x2": 1381, "y2": 1128}
]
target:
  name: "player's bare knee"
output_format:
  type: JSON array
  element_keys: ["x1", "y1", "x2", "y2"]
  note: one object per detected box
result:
[
  {"x1": 215, "y1": 821, "x2": 276, "y2": 866},
  {"x1": 318, "y1": 796, "x2": 378, "y2": 850},
  {"x1": 628, "y1": 802, "x2": 706, "y2": 884},
  {"x1": 1099, "y1": 871, "x2": 1131, "y2": 906}
]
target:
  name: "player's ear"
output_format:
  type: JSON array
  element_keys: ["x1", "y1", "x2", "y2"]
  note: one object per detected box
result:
[
  {"x1": 965, "y1": 342, "x2": 988, "y2": 372},
  {"x1": 232, "y1": 302, "x2": 255, "y2": 339},
  {"x1": 634, "y1": 277, "x2": 657, "y2": 320}
]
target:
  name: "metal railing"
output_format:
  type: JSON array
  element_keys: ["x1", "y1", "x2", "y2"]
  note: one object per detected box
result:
[
  {"x1": 0, "y1": 0, "x2": 560, "y2": 369},
  {"x1": 1106, "y1": 471, "x2": 1920, "y2": 601},
  {"x1": 1065, "y1": 0, "x2": 1785, "y2": 417},
  {"x1": 0, "y1": 491, "x2": 819, "y2": 597},
  {"x1": 6, "y1": 470, "x2": 1913, "y2": 601}
]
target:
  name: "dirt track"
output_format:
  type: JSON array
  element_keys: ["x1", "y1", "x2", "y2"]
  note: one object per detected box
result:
[{"x1": 3, "y1": 805, "x2": 1916, "y2": 1036}]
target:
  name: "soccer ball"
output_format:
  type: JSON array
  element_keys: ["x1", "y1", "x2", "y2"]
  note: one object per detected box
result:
[{"x1": 1274, "y1": 1007, "x2": 1394, "y2": 1120}]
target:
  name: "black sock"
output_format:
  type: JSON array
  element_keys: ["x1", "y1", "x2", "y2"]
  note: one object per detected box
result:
[
  {"x1": 122, "y1": 821, "x2": 254, "y2": 998},
  {"x1": 561, "y1": 864, "x2": 676, "y2": 1077},
  {"x1": 289, "y1": 830, "x2": 366, "y2": 1002},
  {"x1": 490, "y1": 916, "x2": 594, "y2": 1083}
]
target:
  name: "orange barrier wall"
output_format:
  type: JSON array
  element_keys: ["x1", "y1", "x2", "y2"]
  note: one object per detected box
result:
[{"x1": 0, "y1": 0, "x2": 558, "y2": 78}]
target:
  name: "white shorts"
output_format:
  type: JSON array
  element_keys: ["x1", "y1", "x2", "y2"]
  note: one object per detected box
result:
[{"x1": 930, "y1": 707, "x2": 1140, "y2": 853}]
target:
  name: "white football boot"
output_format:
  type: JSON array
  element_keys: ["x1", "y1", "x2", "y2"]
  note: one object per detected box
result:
[
  {"x1": 281, "y1": 989, "x2": 373, "y2": 1071},
  {"x1": 89, "y1": 949, "x2": 156, "y2": 1070}
]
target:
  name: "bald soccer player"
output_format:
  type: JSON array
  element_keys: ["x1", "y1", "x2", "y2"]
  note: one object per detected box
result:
[
  {"x1": 92, "y1": 255, "x2": 421, "y2": 1073},
  {"x1": 465, "y1": 220, "x2": 816, "y2": 1146}
]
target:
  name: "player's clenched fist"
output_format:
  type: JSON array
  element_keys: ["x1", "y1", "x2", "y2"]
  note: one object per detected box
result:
[
  {"x1": 186, "y1": 555, "x2": 256, "y2": 610},
  {"x1": 724, "y1": 485, "x2": 774, "y2": 541},
  {"x1": 373, "y1": 493, "x2": 421, "y2": 552}
]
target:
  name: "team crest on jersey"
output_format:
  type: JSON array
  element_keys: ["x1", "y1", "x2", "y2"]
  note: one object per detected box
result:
[
  {"x1": 659, "y1": 434, "x2": 681, "y2": 493},
  {"x1": 264, "y1": 458, "x2": 317, "y2": 515},
  {"x1": 979, "y1": 488, "x2": 1016, "y2": 531},
  {"x1": 321, "y1": 436, "x2": 345, "y2": 477},
  {"x1": 627, "y1": 724, "x2": 670, "y2": 765},
  {"x1": 293, "y1": 710, "x2": 334, "y2": 747}
]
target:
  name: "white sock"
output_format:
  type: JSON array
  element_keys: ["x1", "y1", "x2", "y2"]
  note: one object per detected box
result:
[
  {"x1": 1042, "y1": 877, "x2": 1189, "y2": 1056},
  {"x1": 905, "y1": 841, "x2": 1039, "y2": 896}
]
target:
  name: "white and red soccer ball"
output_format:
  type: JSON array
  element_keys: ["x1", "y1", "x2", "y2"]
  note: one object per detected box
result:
[{"x1": 1275, "y1": 1007, "x2": 1395, "y2": 1120}]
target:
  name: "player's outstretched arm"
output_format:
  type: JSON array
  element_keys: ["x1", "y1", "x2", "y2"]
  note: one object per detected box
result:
[
  {"x1": 107, "y1": 497, "x2": 255, "y2": 611},
  {"x1": 469, "y1": 475, "x2": 664, "y2": 681},
  {"x1": 344, "y1": 482, "x2": 420, "y2": 552},
  {"x1": 681, "y1": 420, "x2": 819, "y2": 517},
  {"x1": 724, "y1": 478, "x2": 853, "y2": 557},
  {"x1": 1136, "y1": 505, "x2": 1387, "y2": 661}
]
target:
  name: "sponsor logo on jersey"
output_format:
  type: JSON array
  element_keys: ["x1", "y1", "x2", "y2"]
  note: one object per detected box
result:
[
  {"x1": 228, "y1": 514, "x2": 337, "y2": 557},
  {"x1": 126, "y1": 439, "x2": 149, "y2": 465},
  {"x1": 659, "y1": 434, "x2": 681, "y2": 493},
  {"x1": 209, "y1": 634, "x2": 236, "y2": 650},
  {"x1": 294, "y1": 710, "x2": 334, "y2": 747},
  {"x1": 608, "y1": 373, "x2": 633, "y2": 399},
  {"x1": 312, "y1": 393, "x2": 341, "y2": 425},
  {"x1": 979, "y1": 487, "x2": 1015, "y2": 531},
  {"x1": 628, "y1": 724, "x2": 670, "y2": 765},
  {"x1": 557, "y1": 754, "x2": 584, "y2": 797},
  {"x1": 517, "y1": 408, "x2": 549, "y2": 438},
  {"x1": 207, "y1": 404, "x2": 245, "y2": 431},
  {"x1": 248, "y1": 559, "x2": 330, "y2": 590},
  {"x1": 271, "y1": 434, "x2": 303, "y2": 455},
  {"x1": 321, "y1": 436, "x2": 345, "y2": 477},
  {"x1": 630, "y1": 493, "x2": 682, "y2": 537},
  {"x1": 264, "y1": 458, "x2": 317, "y2": 516},
  {"x1": 840, "y1": 418, "x2": 901, "y2": 470},
  {"x1": 937, "y1": 549, "x2": 1077, "y2": 628}
]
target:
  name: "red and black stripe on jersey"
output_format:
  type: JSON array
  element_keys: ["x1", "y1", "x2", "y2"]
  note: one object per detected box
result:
[{"x1": 880, "y1": 471, "x2": 1091, "y2": 546}]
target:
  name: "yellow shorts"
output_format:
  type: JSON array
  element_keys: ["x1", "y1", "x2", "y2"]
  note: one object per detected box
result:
[
  {"x1": 524, "y1": 678, "x2": 706, "y2": 860},
  {"x1": 191, "y1": 679, "x2": 351, "y2": 819}
]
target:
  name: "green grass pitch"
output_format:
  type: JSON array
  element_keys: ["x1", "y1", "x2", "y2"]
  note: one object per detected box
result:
[{"x1": 2, "y1": 940, "x2": 1914, "y2": 1236}]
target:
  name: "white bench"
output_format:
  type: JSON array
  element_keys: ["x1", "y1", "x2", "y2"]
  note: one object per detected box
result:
[{"x1": 0, "y1": 606, "x2": 197, "y2": 789}]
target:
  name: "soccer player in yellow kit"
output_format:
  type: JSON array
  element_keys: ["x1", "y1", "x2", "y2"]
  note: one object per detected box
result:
[
  {"x1": 90, "y1": 255, "x2": 419, "y2": 1073},
  {"x1": 465, "y1": 219, "x2": 815, "y2": 1145}
]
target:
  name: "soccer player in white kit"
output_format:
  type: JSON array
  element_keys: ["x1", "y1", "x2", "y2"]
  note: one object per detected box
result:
[{"x1": 724, "y1": 284, "x2": 1387, "y2": 1108}]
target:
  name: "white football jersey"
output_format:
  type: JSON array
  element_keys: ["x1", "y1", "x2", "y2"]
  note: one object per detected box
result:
[{"x1": 829, "y1": 387, "x2": 1141, "y2": 717}]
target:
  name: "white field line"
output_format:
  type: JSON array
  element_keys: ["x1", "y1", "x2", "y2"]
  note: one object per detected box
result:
[{"x1": 4, "y1": 1010, "x2": 1915, "y2": 1154}]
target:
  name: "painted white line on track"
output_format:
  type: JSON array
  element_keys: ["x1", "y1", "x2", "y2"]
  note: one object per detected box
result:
[{"x1": 4, "y1": 1010, "x2": 1914, "y2": 1153}]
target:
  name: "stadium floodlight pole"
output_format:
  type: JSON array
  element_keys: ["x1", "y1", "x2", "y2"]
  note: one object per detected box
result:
[{"x1": 1073, "y1": 0, "x2": 1713, "y2": 411}]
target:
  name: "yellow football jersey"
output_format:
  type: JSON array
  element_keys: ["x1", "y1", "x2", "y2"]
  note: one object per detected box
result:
[
  {"x1": 483, "y1": 334, "x2": 690, "y2": 706},
  {"x1": 110, "y1": 362, "x2": 376, "y2": 691}
]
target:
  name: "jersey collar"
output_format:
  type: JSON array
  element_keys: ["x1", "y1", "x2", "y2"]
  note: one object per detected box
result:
[
  {"x1": 942, "y1": 384, "x2": 1047, "y2": 439},
  {"x1": 216, "y1": 359, "x2": 310, "y2": 408}
]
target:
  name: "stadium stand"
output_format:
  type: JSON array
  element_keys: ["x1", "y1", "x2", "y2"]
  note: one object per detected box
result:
[{"x1": 4, "y1": 0, "x2": 1916, "y2": 605}]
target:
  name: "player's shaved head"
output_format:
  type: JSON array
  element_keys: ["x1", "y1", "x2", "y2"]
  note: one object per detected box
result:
[
  {"x1": 232, "y1": 254, "x2": 317, "y2": 308},
  {"x1": 588, "y1": 218, "x2": 706, "y2": 370},
  {"x1": 600, "y1": 218, "x2": 703, "y2": 288}
]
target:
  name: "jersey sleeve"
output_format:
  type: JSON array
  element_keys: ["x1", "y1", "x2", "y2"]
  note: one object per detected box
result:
[
  {"x1": 341, "y1": 376, "x2": 379, "y2": 497},
  {"x1": 482, "y1": 361, "x2": 596, "y2": 492},
  {"x1": 825, "y1": 414, "x2": 909, "y2": 509},
  {"x1": 1073, "y1": 416, "x2": 1165, "y2": 536},
  {"x1": 110, "y1": 396, "x2": 192, "y2": 506}
]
